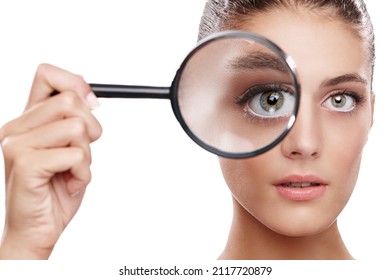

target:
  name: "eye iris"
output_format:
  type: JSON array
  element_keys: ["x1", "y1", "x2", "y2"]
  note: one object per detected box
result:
[
  {"x1": 332, "y1": 95, "x2": 346, "y2": 108},
  {"x1": 260, "y1": 91, "x2": 284, "y2": 112}
]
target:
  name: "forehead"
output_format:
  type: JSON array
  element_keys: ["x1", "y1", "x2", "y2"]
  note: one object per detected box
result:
[{"x1": 239, "y1": 9, "x2": 371, "y2": 87}]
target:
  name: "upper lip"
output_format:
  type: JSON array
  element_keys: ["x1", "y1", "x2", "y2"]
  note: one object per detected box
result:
[{"x1": 273, "y1": 174, "x2": 328, "y2": 187}]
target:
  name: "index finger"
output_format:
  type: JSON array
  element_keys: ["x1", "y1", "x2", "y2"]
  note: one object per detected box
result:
[{"x1": 26, "y1": 63, "x2": 96, "y2": 110}]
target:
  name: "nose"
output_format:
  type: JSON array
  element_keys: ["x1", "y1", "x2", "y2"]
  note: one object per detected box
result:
[{"x1": 281, "y1": 101, "x2": 322, "y2": 160}]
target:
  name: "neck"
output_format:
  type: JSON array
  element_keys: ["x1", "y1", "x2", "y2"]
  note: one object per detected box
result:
[{"x1": 219, "y1": 198, "x2": 353, "y2": 260}]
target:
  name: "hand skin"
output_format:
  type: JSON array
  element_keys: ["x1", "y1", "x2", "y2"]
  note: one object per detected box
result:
[{"x1": 0, "y1": 64, "x2": 102, "y2": 259}]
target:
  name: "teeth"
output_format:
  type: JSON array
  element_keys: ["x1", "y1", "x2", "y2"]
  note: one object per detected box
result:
[{"x1": 282, "y1": 182, "x2": 320, "y2": 188}]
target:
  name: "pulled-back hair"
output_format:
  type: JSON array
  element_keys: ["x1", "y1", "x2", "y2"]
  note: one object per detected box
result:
[{"x1": 198, "y1": 0, "x2": 375, "y2": 69}]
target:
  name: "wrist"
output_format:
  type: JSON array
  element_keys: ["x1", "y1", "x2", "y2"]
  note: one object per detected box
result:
[{"x1": 0, "y1": 231, "x2": 52, "y2": 260}]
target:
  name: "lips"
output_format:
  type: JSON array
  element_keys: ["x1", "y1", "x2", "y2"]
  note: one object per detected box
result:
[
  {"x1": 280, "y1": 182, "x2": 320, "y2": 188},
  {"x1": 273, "y1": 175, "x2": 328, "y2": 201}
]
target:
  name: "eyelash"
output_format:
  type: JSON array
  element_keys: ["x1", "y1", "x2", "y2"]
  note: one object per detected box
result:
[
  {"x1": 234, "y1": 83, "x2": 294, "y2": 105},
  {"x1": 325, "y1": 90, "x2": 365, "y2": 113}
]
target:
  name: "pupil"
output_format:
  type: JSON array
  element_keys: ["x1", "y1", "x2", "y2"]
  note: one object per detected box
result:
[
  {"x1": 260, "y1": 91, "x2": 284, "y2": 112},
  {"x1": 332, "y1": 95, "x2": 346, "y2": 107},
  {"x1": 268, "y1": 93, "x2": 279, "y2": 105}
]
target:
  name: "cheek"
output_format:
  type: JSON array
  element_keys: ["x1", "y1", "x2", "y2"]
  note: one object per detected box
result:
[
  {"x1": 219, "y1": 155, "x2": 275, "y2": 195},
  {"x1": 322, "y1": 113, "x2": 370, "y2": 199},
  {"x1": 218, "y1": 153, "x2": 283, "y2": 220}
]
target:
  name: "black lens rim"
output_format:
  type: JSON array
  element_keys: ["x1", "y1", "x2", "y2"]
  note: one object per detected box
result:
[{"x1": 170, "y1": 30, "x2": 301, "y2": 159}]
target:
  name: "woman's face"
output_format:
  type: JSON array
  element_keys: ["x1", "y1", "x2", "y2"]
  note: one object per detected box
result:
[{"x1": 219, "y1": 8, "x2": 375, "y2": 236}]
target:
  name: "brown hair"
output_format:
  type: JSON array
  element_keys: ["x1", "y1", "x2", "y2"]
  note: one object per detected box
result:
[{"x1": 198, "y1": 0, "x2": 375, "y2": 71}]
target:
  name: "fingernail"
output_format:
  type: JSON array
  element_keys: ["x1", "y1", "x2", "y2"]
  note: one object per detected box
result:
[{"x1": 85, "y1": 91, "x2": 100, "y2": 110}]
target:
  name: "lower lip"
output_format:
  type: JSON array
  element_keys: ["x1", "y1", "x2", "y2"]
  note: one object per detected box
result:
[{"x1": 275, "y1": 185, "x2": 327, "y2": 201}]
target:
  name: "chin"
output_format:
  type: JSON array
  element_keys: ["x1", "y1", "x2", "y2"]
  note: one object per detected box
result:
[
  {"x1": 259, "y1": 209, "x2": 338, "y2": 238},
  {"x1": 270, "y1": 222, "x2": 334, "y2": 237}
]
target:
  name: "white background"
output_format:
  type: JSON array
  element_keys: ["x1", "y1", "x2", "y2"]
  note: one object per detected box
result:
[{"x1": 0, "y1": 0, "x2": 389, "y2": 278}]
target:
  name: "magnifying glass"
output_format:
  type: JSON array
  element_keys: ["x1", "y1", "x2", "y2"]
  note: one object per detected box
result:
[{"x1": 83, "y1": 30, "x2": 300, "y2": 158}]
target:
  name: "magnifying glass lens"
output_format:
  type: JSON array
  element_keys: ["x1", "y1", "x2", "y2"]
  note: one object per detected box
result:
[{"x1": 174, "y1": 33, "x2": 298, "y2": 158}]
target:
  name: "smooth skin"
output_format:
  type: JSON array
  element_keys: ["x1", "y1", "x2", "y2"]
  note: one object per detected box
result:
[
  {"x1": 219, "y1": 8, "x2": 375, "y2": 259},
  {"x1": 0, "y1": 64, "x2": 102, "y2": 259}
]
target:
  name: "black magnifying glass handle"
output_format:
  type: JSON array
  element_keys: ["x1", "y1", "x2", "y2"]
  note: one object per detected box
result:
[
  {"x1": 89, "y1": 84, "x2": 171, "y2": 99},
  {"x1": 51, "y1": 84, "x2": 171, "y2": 100}
]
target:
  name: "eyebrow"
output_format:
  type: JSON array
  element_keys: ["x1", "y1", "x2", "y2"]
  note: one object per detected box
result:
[
  {"x1": 321, "y1": 73, "x2": 368, "y2": 87},
  {"x1": 226, "y1": 51, "x2": 289, "y2": 73},
  {"x1": 227, "y1": 54, "x2": 368, "y2": 88}
]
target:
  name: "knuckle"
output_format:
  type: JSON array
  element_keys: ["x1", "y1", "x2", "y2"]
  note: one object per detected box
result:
[
  {"x1": 91, "y1": 119, "x2": 103, "y2": 141},
  {"x1": 70, "y1": 114, "x2": 102, "y2": 143},
  {"x1": 68, "y1": 117, "x2": 88, "y2": 137},
  {"x1": 58, "y1": 91, "x2": 80, "y2": 112},
  {"x1": 84, "y1": 168, "x2": 92, "y2": 184},
  {"x1": 74, "y1": 147, "x2": 90, "y2": 165},
  {"x1": 35, "y1": 63, "x2": 52, "y2": 79}
]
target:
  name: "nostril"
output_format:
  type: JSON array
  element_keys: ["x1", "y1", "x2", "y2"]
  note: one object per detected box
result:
[
  {"x1": 311, "y1": 152, "x2": 319, "y2": 158},
  {"x1": 288, "y1": 150, "x2": 319, "y2": 159}
]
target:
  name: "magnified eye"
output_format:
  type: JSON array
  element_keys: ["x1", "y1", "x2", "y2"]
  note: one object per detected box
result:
[
  {"x1": 254, "y1": 90, "x2": 284, "y2": 113},
  {"x1": 237, "y1": 84, "x2": 295, "y2": 119},
  {"x1": 323, "y1": 93, "x2": 357, "y2": 112}
]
